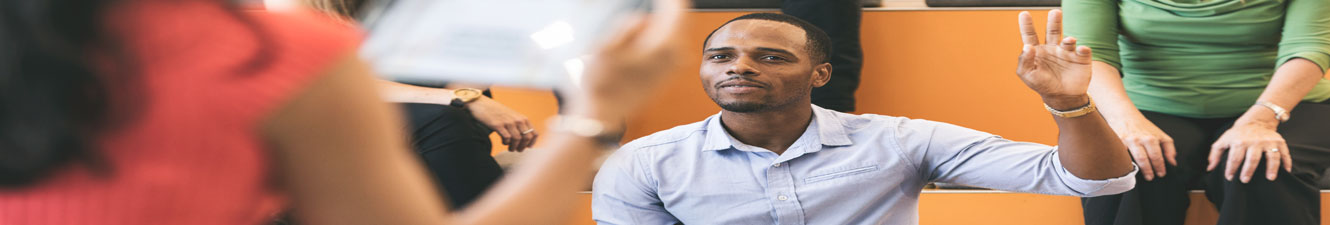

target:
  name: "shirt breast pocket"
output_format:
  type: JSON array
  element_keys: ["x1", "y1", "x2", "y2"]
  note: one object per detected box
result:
[{"x1": 804, "y1": 165, "x2": 880, "y2": 185}]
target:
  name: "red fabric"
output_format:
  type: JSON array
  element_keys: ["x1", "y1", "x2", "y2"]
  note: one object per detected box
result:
[{"x1": 0, "y1": 1, "x2": 360, "y2": 224}]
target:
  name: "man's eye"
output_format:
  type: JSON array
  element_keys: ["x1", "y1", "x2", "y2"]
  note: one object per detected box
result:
[
  {"x1": 761, "y1": 56, "x2": 786, "y2": 61},
  {"x1": 708, "y1": 54, "x2": 730, "y2": 60}
]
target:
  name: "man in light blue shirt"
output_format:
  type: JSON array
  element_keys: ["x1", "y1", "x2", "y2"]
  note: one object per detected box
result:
[{"x1": 592, "y1": 11, "x2": 1138, "y2": 225}]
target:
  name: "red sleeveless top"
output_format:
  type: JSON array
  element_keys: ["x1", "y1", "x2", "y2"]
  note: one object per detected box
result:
[{"x1": 0, "y1": 1, "x2": 359, "y2": 224}]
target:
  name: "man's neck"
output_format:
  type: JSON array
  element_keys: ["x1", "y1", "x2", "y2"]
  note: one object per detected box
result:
[{"x1": 719, "y1": 103, "x2": 814, "y2": 155}]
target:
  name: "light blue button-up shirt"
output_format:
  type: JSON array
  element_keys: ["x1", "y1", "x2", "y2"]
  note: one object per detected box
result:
[{"x1": 592, "y1": 105, "x2": 1137, "y2": 225}]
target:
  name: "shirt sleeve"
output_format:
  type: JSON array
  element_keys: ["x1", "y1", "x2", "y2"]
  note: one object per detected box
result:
[
  {"x1": 1276, "y1": 0, "x2": 1330, "y2": 72},
  {"x1": 902, "y1": 119, "x2": 1137, "y2": 197},
  {"x1": 591, "y1": 147, "x2": 680, "y2": 225},
  {"x1": 1063, "y1": 0, "x2": 1124, "y2": 70}
]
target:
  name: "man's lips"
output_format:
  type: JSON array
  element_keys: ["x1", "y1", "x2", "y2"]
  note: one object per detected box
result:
[{"x1": 716, "y1": 79, "x2": 767, "y2": 89}]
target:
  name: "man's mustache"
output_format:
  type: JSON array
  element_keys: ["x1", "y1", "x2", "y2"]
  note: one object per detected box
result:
[{"x1": 714, "y1": 76, "x2": 770, "y2": 89}]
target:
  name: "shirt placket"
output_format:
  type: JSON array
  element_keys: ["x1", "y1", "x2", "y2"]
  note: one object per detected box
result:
[{"x1": 765, "y1": 152, "x2": 806, "y2": 225}]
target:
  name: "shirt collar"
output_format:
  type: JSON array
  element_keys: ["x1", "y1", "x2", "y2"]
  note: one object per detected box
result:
[{"x1": 700, "y1": 105, "x2": 854, "y2": 152}]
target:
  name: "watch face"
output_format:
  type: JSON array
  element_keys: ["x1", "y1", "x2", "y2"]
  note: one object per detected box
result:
[{"x1": 455, "y1": 89, "x2": 482, "y2": 100}]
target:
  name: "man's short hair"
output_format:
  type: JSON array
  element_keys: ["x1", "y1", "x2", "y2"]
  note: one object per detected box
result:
[{"x1": 703, "y1": 13, "x2": 833, "y2": 64}]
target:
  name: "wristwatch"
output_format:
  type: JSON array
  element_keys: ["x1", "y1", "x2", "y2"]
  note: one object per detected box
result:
[{"x1": 449, "y1": 88, "x2": 484, "y2": 107}]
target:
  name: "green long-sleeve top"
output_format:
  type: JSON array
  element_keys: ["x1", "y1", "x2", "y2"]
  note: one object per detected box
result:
[{"x1": 1063, "y1": 0, "x2": 1330, "y2": 118}]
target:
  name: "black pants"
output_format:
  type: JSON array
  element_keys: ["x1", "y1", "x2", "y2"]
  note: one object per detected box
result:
[
  {"x1": 782, "y1": 0, "x2": 863, "y2": 112},
  {"x1": 1082, "y1": 101, "x2": 1330, "y2": 225},
  {"x1": 401, "y1": 103, "x2": 504, "y2": 210}
]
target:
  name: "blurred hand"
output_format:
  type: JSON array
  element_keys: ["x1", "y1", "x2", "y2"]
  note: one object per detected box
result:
[
  {"x1": 468, "y1": 97, "x2": 537, "y2": 152},
  {"x1": 1208, "y1": 119, "x2": 1291, "y2": 183},
  {"x1": 1113, "y1": 115, "x2": 1176, "y2": 181},
  {"x1": 1014, "y1": 10, "x2": 1094, "y2": 109},
  {"x1": 570, "y1": 0, "x2": 689, "y2": 119}
]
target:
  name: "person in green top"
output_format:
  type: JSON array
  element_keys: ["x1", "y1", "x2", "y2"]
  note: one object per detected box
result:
[{"x1": 1063, "y1": 0, "x2": 1330, "y2": 224}]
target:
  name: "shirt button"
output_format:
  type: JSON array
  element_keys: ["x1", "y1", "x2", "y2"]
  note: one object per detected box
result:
[
  {"x1": 777, "y1": 195, "x2": 788, "y2": 201},
  {"x1": 773, "y1": 163, "x2": 782, "y2": 168}
]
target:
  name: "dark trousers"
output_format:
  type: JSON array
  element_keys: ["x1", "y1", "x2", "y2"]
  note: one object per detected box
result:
[
  {"x1": 1082, "y1": 101, "x2": 1330, "y2": 225},
  {"x1": 401, "y1": 103, "x2": 504, "y2": 210},
  {"x1": 782, "y1": 0, "x2": 863, "y2": 112}
]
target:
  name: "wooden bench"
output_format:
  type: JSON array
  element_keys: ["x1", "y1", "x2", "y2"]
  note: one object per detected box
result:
[{"x1": 557, "y1": 191, "x2": 1330, "y2": 225}]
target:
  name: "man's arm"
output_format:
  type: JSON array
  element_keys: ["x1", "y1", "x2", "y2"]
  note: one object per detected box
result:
[
  {"x1": 1014, "y1": 10, "x2": 1134, "y2": 179},
  {"x1": 913, "y1": 119, "x2": 1134, "y2": 197}
]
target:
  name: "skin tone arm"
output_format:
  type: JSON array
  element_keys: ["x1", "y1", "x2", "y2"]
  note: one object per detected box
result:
[
  {"x1": 261, "y1": 0, "x2": 688, "y2": 223},
  {"x1": 290, "y1": 0, "x2": 539, "y2": 151},
  {"x1": 1080, "y1": 28, "x2": 1322, "y2": 183},
  {"x1": 376, "y1": 78, "x2": 538, "y2": 152},
  {"x1": 1085, "y1": 60, "x2": 1178, "y2": 181},
  {"x1": 1016, "y1": 10, "x2": 1135, "y2": 179},
  {"x1": 266, "y1": 53, "x2": 449, "y2": 224},
  {"x1": 1209, "y1": 58, "x2": 1322, "y2": 183}
]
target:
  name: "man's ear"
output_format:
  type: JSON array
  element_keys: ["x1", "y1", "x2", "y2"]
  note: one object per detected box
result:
[{"x1": 811, "y1": 62, "x2": 832, "y2": 88}]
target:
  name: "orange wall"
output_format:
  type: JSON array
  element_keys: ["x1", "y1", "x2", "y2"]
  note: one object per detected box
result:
[
  {"x1": 490, "y1": 10, "x2": 1066, "y2": 154},
  {"x1": 488, "y1": 9, "x2": 1330, "y2": 153},
  {"x1": 487, "y1": 9, "x2": 1330, "y2": 225}
]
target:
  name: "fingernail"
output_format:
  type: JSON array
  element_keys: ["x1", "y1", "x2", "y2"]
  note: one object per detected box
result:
[
  {"x1": 1144, "y1": 175, "x2": 1153, "y2": 180},
  {"x1": 1241, "y1": 176, "x2": 1250, "y2": 183},
  {"x1": 1226, "y1": 175, "x2": 1232, "y2": 181}
]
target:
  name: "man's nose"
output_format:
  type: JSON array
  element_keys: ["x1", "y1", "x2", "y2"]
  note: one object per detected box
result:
[{"x1": 726, "y1": 57, "x2": 759, "y2": 76}]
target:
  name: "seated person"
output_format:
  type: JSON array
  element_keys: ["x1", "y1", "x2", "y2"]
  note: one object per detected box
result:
[
  {"x1": 1064, "y1": 0, "x2": 1330, "y2": 224},
  {"x1": 592, "y1": 11, "x2": 1137, "y2": 224}
]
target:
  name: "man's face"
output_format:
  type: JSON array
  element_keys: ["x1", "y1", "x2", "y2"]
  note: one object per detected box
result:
[{"x1": 700, "y1": 20, "x2": 829, "y2": 113}]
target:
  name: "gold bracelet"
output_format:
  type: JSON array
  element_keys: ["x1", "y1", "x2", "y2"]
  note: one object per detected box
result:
[{"x1": 1044, "y1": 98, "x2": 1097, "y2": 118}]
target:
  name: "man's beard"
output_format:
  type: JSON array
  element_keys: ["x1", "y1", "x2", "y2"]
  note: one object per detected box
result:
[
  {"x1": 712, "y1": 85, "x2": 811, "y2": 113},
  {"x1": 718, "y1": 101, "x2": 770, "y2": 113}
]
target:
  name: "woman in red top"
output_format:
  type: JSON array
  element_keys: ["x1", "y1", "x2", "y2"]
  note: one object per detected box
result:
[{"x1": 0, "y1": 0, "x2": 688, "y2": 224}]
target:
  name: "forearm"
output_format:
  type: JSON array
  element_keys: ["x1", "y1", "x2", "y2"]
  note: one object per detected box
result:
[
  {"x1": 1239, "y1": 58, "x2": 1323, "y2": 126},
  {"x1": 378, "y1": 79, "x2": 455, "y2": 105},
  {"x1": 1045, "y1": 95, "x2": 1135, "y2": 180},
  {"x1": 1085, "y1": 62, "x2": 1144, "y2": 127}
]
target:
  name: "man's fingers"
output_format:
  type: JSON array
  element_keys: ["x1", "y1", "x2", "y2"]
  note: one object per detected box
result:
[
  {"x1": 1240, "y1": 147, "x2": 1262, "y2": 183},
  {"x1": 1046, "y1": 9, "x2": 1062, "y2": 44},
  {"x1": 1129, "y1": 145, "x2": 1155, "y2": 181},
  {"x1": 1144, "y1": 141, "x2": 1167, "y2": 178},
  {"x1": 1060, "y1": 37, "x2": 1077, "y2": 52},
  {"x1": 1265, "y1": 147, "x2": 1281, "y2": 181},
  {"x1": 1017, "y1": 11, "x2": 1040, "y2": 45},
  {"x1": 1018, "y1": 45, "x2": 1037, "y2": 72}
]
